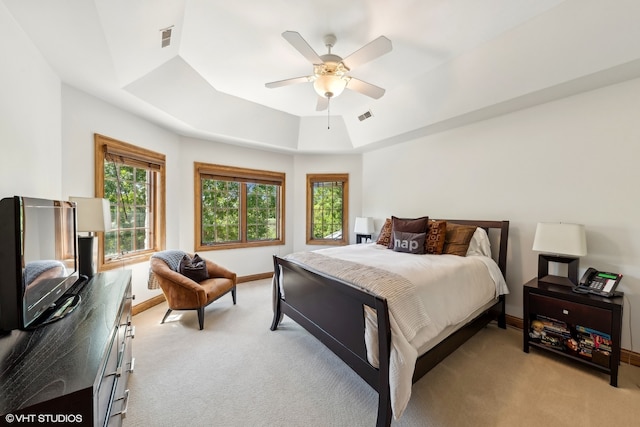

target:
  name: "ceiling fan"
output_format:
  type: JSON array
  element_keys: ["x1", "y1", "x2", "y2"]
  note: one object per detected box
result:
[{"x1": 265, "y1": 31, "x2": 392, "y2": 111}]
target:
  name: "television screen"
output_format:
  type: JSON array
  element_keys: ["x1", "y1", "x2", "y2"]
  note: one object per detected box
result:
[
  {"x1": 0, "y1": 196, "x2": 79, "y2": 331},
  {"x1": 21, "y1": 198, "x2": 78, "y2": 327}
]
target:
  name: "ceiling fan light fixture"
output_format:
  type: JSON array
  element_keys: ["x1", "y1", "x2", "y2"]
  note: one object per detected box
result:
[
  {"x1": 266, "y1": 31, "x2": 392, "y2": 108},
  {"x1": 313, "y1": 74, "x2": 348, "y2": 98}
]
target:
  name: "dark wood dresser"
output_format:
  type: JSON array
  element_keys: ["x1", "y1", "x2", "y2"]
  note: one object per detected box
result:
[{"x1": 0, "y1": 270, "x2": 134, "y2": 426}]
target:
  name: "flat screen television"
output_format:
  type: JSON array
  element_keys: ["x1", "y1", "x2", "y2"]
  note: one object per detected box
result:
[{"x1": 0, "y1": 196, "x2": 80, "y2": 332}]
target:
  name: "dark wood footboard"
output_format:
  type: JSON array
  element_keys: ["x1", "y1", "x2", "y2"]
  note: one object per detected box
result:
[
  {"x1": 271, "y1": 220, "x2": 509, "y2": 426},
  {"x1": 271, "y1": 256, "x2": 393, "y2": 427}
]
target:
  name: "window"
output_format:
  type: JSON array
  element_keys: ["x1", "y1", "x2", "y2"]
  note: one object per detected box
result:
[
  {"x1": 306, "y1": 173, "x2": 348, "y2": 245},
  {"x1": 94, "y1": 134, "x2": 166, "y2": 269},
  {"x1": 195, "y1": 162, "x2": 285, "y2": 250}
]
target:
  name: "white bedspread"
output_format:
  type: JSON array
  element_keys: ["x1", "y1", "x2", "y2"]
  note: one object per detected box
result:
[{"x1": 285, "y1": 243, "x2": 508, "y2": 420}]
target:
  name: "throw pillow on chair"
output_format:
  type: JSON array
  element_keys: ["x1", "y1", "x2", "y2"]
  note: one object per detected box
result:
[{"x1": 179, "y1": 253, "x2": 209, "y2": 282}]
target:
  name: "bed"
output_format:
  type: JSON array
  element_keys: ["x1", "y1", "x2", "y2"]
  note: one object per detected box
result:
[{"x1": 270, "y1": 219, "x2": 509, "y2": 427}]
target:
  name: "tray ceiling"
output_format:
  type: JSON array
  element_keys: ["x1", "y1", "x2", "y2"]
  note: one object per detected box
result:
[{"x1": 4, "y1": 0, "x2": 640, "y2": 152}]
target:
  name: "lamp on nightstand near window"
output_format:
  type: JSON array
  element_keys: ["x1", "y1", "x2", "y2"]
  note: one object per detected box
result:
[
  {"x1": 70, "y1": 197, "x2": 111, "y2": 279},
  {"x1": 354, "y1": 217, "x2": 374, "y2": 244},
  {"x1": 532, "y1": 222, "x2": 587, "y2": 286}
]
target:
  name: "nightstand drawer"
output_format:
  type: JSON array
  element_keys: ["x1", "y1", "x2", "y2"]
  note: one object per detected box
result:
[{"x1": 528, "y1": 293, "x2": 611, "y2": 331}]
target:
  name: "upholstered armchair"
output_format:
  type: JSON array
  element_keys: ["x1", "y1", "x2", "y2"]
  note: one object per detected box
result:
[{"x1": 149, "y1": 251, "x2": 237, "y2": 330}]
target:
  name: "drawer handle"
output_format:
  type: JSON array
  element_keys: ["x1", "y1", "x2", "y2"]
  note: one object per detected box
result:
[
  {"x1": 111, "y1": 389, "x2": 130, "y2": 419},
  {"x1": 562, "y1": 309, "x2": 569, "y2": 315},
  {"x1": 106, "y1": 367, "x2": 122, "y2": 378}
]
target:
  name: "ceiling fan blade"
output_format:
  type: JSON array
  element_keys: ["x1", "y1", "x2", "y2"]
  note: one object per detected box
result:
[
  {"x1": 265, "y1": 76, "x2": 311, "y2": 89},
  {"x1": 342, "y1": 36, "x2": 392, "y2": 70},
  {"x1": 316, "y1": 96, "x2": 329, "y2": 111},
  {"x1": 282, "y1": 31, "x2": 323, "y2": 64},
  {"x1": 347, "y1": 78, "x2": 386, "y2": 99}
]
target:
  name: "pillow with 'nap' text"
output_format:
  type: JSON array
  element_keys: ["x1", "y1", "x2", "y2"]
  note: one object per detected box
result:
[
  {"x1": 388, "y1": 216, "x2": 429, "y2": 249},
  {"x1": 392, "y1": 231, "x2": 426, "y2": 254}
]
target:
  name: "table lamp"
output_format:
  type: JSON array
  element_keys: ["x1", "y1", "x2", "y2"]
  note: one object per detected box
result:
[
  {"x1": 354, "y1": 217, "x2": 374, "y2": 243},
  {"x1": 70, "y1": 197, "x2": 111, "y2": 278},
  {"x1": 532, "y1": 222, "x2": 587, "y2": 286}
]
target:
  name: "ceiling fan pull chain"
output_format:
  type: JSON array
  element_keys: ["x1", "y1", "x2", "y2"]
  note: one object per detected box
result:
[{"x1": 327, "y1": 97, "x2": 331, "y2": 129}]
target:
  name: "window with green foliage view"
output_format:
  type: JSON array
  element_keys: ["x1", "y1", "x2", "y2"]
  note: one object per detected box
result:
[
  {"x1": 306, "y1": 174, "x2": 348, "y2": 245},
  {"x1": 103, "y1": 163, "x2": 154, "y2": 257},
  {"x1": 95, "y1": 133, "x2": 166, "y2": 271},
  {"x1": 195, "y1": 163, "x2": 285, "y2": 250}
]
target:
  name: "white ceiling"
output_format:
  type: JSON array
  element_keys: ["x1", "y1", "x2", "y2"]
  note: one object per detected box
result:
[{"x1": 5, "y1": 0, "x2": 640, "y2": 153}]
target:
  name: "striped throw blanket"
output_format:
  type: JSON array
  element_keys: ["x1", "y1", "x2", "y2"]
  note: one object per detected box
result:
[{"x1": 285, "y1": 251, "x2": 431, "y2": 341}]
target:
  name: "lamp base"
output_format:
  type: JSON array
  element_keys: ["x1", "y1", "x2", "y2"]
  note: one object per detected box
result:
[
  {"x1": 538, "y1": 254, "x2": 579, "y2": 286},
  {"x1": 78, "y1": 236, "x2": 96, "y2": 278},
  {"x1": 356, "y1": 234, "x2": 372, "y2": 244}
]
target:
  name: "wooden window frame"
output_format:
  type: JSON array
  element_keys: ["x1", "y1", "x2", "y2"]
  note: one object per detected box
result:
[
  {"x1": 306, "y1": 173, "x2": 349, "y2": 246},
  {"x1": 194, "y1": 162, "x2": 285, "y2": 251},
  {"x1": 94, "y1": 134, "x2": 166, "y2": 270}
]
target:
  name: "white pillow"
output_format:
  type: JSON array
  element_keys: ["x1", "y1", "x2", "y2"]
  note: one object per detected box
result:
[{"x1": 466, "y1": 227, "x2": 491, "y2": 257}]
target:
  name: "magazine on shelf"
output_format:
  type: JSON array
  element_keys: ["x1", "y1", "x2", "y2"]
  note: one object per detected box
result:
[{"x1": 575, "y1": 324, "x2": 611, "y2": 341}]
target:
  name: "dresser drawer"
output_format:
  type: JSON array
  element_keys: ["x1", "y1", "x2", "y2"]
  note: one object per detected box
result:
[
  {"x1": 96, "y1": 329, "x2": 119, "y2": 427},
  {"x1": 528, "y1": 293, "x2": 612, "y2": 331}
]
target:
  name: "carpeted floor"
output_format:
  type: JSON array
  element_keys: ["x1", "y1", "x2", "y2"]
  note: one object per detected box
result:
[{"x1": 123, "y1": 279, "x2": 640, "y2": 427}]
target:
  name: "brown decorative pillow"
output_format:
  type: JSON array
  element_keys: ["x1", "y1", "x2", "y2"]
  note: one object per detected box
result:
[
  {"x1": 392, "y1": 231, "x2": 426, "y2": 254},
  {"x1": 425, "y1": 220, "x2": 447, "y2": 254},
  {"x1": 388, "y1": 216, "x2": 429, "y2": 249},
  {"x1": 179, "y1": 254, "x2": 210, "y2": 282},
  {"x1": 376, "y1": 218, "x2": 392, "y2": 247},
  {"x1": 443, "y1": 223, "x2": 477, "y2": 256}
]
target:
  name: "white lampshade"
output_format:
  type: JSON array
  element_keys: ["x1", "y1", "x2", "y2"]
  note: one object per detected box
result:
[
  {"x1": 354, "y1": 217, "x2": 375, "y2": 235},
  {"x1": 313, "y1": 74, "x2": 348, "y2": 98},
  {"x1": 532, "y1": 222, "x2": 587, "y2": 257},
  {"x1": 70, "y1": 197, "x2": 112, "y2": 232}
]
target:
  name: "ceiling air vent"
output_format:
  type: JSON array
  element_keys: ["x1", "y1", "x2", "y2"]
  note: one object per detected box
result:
[
  {"x1": 358, "y1": 110, "x2": 373, "y2": 122},
  {"x1": 160, "y1": 26, "x2": 173, "y2": 48}
]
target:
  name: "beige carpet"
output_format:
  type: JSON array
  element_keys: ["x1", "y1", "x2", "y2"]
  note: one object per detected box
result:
[{"x1": 123, "y1": 279, "x2": 640, "y2": 427}]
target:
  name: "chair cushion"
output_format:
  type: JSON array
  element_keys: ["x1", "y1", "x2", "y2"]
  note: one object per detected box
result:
[
  {"x1": 179, "y1": 254, "x2": 210, "y2": 282},
  {"x1": 201, "y1": 278, "x2": 235, "y2": 304}
]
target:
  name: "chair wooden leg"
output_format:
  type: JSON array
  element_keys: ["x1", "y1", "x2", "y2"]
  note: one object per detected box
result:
[
  {"x1": 197, "y1": 307, "x2": 205, "y2": 330},
  {"x1": 231, "y1": 286, "x2": 237, "y2": 305},
  {"x1": 161, "y1": 309, "x2": 172, "y2": 324}
]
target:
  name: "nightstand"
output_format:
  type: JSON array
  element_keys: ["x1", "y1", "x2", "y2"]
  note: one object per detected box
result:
[{"x1": 523, "y1": 278, "x2": 623, "y2": 386}]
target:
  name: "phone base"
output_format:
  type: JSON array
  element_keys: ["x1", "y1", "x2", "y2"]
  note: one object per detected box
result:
[
  {"x1": 571, "y1": 286, "x2": 590, "y2": 294},
  {"x1": 572, "y1": 286, "x2": 623, "y2": 299}
]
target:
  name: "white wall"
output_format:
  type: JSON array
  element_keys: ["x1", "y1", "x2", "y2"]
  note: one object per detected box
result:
[
  {"x1": 0, "y1": 3, "x2": 61, "y2": 199},
  {"x1": 363, "y1": 77, "x2": 640, "y2": 352}
]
